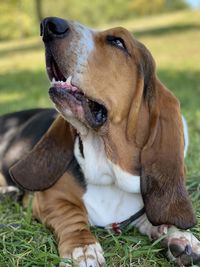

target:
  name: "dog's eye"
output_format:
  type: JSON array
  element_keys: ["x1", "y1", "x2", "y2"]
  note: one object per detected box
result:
[{"x1": 106, "y1": 36, "x2": 127, "y2": 52}]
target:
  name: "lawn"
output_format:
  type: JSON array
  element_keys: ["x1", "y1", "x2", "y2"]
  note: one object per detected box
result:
[{"x1": 0, "y1": 9, "x2": 200, "y2": 267}]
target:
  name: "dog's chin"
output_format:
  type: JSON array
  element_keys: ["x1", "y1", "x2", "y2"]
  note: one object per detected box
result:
[{"x1": 49, "y1": 86, "x2": 107, "y2": 130}]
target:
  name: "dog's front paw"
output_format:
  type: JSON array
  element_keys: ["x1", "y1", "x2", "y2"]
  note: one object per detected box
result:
[
  {"x1": 59, "y1": 243, "x2": 105, "y2": 267},
  {"x1": 167, "y1": 230, "x2": 200, "y2": 266}
]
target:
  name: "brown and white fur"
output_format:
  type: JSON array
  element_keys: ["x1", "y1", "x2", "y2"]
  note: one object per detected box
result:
[{"x1": 7, "y1": 17, "x2": 200, "y2": 266}]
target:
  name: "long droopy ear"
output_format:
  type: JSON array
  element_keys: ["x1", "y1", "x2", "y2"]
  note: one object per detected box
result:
[
  {"x1": 137, "y1": 42, "x2": 196, "y2": 230},
  {"x1": 10, "y1": 116, "x2": 75, "y2": 191}
]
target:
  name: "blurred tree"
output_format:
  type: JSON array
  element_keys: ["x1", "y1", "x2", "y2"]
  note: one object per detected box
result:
[
  {"x1": 0, "y1": 0, "x2": 34, "y2": 40},
  {"x1": 35, "y1": 0, "x2": 43, "y2": 22},
  {"x1": 165, "y1": 0, "x2": 189, "y2": 10},
  {"x1": 42, "y1": 0, "x2": 189, "y2": 25},
  {"x1": 0, "y1": 0, "x2": 189, "y2": 40},
  {"x1": 128, "y1": 0, "x2": 188, "y2": 15},
  {"x1": 129, "y1": 0, "x2": 165, "y2": 15}
]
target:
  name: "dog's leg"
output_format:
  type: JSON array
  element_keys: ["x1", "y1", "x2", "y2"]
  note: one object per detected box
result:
[
  {"x1": 0, "y1": 172, "x2": 6, "y2": 186},
  {"x1": 0, "y1": 172, "x2": 22, "y2": 201},
  {"x1": 32, "y1": 172, "x2": 105, "y2": 267},
  {"x1": 134, "y1": 214, "x2": 200, "y2": 266}
]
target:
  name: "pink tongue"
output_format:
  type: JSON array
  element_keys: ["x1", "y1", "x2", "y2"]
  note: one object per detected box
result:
[{"x1": 54, "y1": 82, "x2": 78, "y2": 92}]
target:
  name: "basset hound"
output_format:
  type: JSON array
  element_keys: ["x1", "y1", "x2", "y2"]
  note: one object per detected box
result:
[{"x1": 1, "y1": 17, "x2": 200, "y2": 266}]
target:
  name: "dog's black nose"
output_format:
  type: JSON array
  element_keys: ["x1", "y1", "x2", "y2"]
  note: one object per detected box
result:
[{"x1": 40, "y1": 17, "x2": 69, "y2": 41}]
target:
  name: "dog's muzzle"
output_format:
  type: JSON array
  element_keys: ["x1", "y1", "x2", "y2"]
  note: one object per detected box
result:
[{"x1": 40, "y1": 17, "x2": 108, "y2": 129}]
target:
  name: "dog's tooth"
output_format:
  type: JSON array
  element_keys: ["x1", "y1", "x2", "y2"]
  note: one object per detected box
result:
[
  {"x1": 51, "y1": 77, "x2": 56, "y2": 85},
  {"x1": 66, "y1": 76, "x2": 72, "y2": 85}
]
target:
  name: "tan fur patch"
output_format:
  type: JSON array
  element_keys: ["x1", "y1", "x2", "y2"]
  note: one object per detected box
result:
[
  {"x1": 32, "y1": 171, "x2": 96, "y2": 257},
  {"x1": 0, "y1": 173, "x2": 6, "y2": 186}
]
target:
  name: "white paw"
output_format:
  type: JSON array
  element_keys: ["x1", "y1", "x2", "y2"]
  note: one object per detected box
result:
[
  {"x1": 59, "y1": 243, "x2": 105, "y2": 267},
  {"x1": 0, "y1": 185, "x2": 19, "y2": 194},
  {"x1": 166, "y1": 229, "x2": 200, "y2": 266}
]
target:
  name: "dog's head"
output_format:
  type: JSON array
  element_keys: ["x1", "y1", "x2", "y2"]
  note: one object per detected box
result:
[
  {"x1": 42, "y1": 17, "x2": 146, "y2": 135},
  {"x1": 10, "y1": 17, "x2": 196, "y2": 229}
]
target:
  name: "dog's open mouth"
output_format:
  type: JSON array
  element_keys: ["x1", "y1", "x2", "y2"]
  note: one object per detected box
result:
[{"x1": 47, "y1": 55, "x2": 107, "y2": 129}]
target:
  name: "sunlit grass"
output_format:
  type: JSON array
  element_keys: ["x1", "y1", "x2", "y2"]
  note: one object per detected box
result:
[
  {"x1": 0, "y1": 49, "x2": 44, "y2": 74},
  {"x1": 0, "y1": 93, "x2": 25, "y2": 103},
  {"x1": 120, "y1": 9, "x2": 200, "y2": 33},
  {"x1": 0, "y1": 9, "x2": 200, "y2": 267}
]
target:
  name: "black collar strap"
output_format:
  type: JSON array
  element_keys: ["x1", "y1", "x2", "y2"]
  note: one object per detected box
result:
[{"x1": 97, "y1": 207, "x2": 145, "y2": 234}]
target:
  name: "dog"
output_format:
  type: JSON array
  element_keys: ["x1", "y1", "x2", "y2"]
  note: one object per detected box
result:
[{"x1": 1, "y1": 17, "x2": 200, "y2": 267}]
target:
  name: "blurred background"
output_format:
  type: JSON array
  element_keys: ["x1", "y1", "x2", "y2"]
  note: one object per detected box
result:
[
  {"x1": 0, "y1": 0, "x2": 200, "y2": 177},
  {"x1": 0, "y1": 0, "x2": 199, "y2": 39}
]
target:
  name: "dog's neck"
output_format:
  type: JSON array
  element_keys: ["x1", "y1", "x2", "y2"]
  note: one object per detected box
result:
[
  {"x1": 74, "y1": 130, "x2": 143, "y2": 227},
  {"x1": 74, "y1": 130, "x2": 140, "y2": 193}
]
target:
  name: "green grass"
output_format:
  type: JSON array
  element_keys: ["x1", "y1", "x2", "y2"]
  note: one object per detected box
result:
[{"x1": 0, "y1": 9, "x2": 200, "y2": 267}]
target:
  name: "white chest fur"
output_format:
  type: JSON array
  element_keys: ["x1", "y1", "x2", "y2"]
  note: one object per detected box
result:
[{"x1": 74, "y1": 132, "x2": 144, "y2": 227}]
